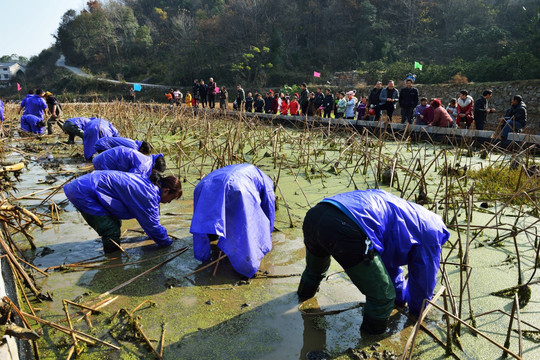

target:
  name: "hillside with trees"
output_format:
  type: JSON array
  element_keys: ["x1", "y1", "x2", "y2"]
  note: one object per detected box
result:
[{"x1": 10, "y1": 0, "x2": 540, "y2": 91}]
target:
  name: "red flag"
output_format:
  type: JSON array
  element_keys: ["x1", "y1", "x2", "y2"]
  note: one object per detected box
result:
[
  {"x1": 17, "y1": 83, "x2": 22, "y2": 91},
  {"x1": 313, "y1": 71, "x2": 321, "y2": 78}
]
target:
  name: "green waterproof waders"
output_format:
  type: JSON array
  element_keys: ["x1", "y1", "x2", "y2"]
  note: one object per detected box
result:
[{"x1": 80, "y1": 211, "x2": 122, "y2": 253}]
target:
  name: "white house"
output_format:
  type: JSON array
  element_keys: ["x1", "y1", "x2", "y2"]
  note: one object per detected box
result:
[{"x1": 0, "y1": 62, "x2": 25, "y2": 84}]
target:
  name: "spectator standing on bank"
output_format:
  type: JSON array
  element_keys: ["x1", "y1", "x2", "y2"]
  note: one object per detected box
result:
[
  {"x1": 192, "y1": 80, "x2": 200, "y2": 108},
  {"x1": 336, "y1": 92, "x2": 346, "y2": 119},
  {"x1": 129, "y1": 87, "x2": 136, "y2": 102},
  {"x1": 264, "y1": 91, "x2": 273, "y2": 113},
  {"x1": 208, "y1": 78, "x2": 217, "y2": 108},
  {"x1": 368, "y1": 81, "x2": 383, "y2": 121},
  {"x1": 456, "y1": 90, "x2": 474, "y2": 128},
  {"x1": 473, "y1": 90, "x2": 495, "y2": 130},
  {"x1": 299, "y1": 83, "x2": 309, "y2": 115},
  {"x1": 219, "y1": 86, "x2": 228, "y2": 109},
  {"x1": 314, "y1": 87, "x2": 324, "y2": 116},
  {"x1": 280, "y1": 95, "x2": 289, "y2": 115},
  {"x1": 245, "y1": 92, "x2": 254, "y2": 112},
  {"x1": 199, "y1": 80, "x2": 208, "y2": 108},
  {"x1": 344, "y1": 91, "x2": 357, "y2": 119},
  {"x1": 289, "y1": 96, "x2": 300, "y2": 116},
  {"x1": 236, "y1": 85, "x2": 246, "y2": 112},
  {"x1": 254, "y1": 94, "x2": 264, "y2": 113},
  {"x1": 323, "y1": 89, "x2": 334, "y2": 118},
  {"x1": 399, "y1": 79, "x2": 419, "y2": 124},
  {"x1": 379, "y1": 81, "x2": 399, "y2": 122}
]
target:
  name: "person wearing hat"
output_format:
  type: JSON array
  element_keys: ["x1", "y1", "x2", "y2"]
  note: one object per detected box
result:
[
  {"x1": 427, "y1": 99, "x2": 454, "y2": 128},
  {"x1": 297, "y1": 189, "x2": 449, "y2": 334},
  {"x1": 43, "y1": 91, "x2": 62, "y2": 135},
  {"x1": 344, "y1": 91, "x2": 357, "y2": 119}
]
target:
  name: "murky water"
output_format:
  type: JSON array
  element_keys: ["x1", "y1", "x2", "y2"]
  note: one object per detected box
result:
[{"x1": 2, "y1": 109, "x2": 539, "y2": 359}]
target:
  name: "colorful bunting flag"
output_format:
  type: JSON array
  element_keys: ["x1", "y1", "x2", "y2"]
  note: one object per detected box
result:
[
  {"x1": 313, "y1": 71, "x2": 321, "y2": 78},
  {"x1": 133, "y1": 83, "x2": 142, "y2": 91},
  {"x1": 17, "y1": 83, "x2": 22, "y2": 91},
  {"x1": 414, "y1": 61, "x2": 423, "y2": 71}
]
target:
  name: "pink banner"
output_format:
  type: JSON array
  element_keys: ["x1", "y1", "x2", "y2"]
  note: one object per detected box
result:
[
  {"x1": 17, "y1": 83, "x2": 22, "y2": 91},
  {"x1": 313, "y1": 71, "x2": 321, "y2": 78}
]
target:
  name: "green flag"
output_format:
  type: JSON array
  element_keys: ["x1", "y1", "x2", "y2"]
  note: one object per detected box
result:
[{"x1": 414, "y1": 61, "x2": 423, "y2": 70}]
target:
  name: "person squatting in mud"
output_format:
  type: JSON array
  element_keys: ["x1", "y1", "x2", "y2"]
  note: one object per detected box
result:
[
  {"x1": 64, "y1": 171, "x2": 182, "y2": 253},
  {"x1": 297, "y1": 189, "x2": 449, "y2": 334}
]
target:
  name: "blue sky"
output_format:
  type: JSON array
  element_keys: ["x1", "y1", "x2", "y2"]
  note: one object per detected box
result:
[{"x1": 0, "y1": 0, "x2": 88, "y2": 59}]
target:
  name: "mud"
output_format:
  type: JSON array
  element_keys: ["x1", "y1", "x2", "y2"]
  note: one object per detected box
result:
[{"x1": 0, "y1": 104, "x2": 538, "y2": 359}]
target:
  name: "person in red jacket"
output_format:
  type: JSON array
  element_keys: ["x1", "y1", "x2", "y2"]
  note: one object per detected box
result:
[
  {"x1": 427, "y1": 99, "x2": 453, "y2": 127},
  {"x1": 289, "y1": 96, "x2": 299, "y2": 116},
  {"x1": 280, "y1": 96, "x2": 289, "y2": 115},
  {"x1": 456, "y1": 90, "x2": 474, "y2": 128}
]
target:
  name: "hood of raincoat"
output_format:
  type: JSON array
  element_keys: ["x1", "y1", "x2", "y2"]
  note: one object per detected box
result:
[
  {"x1": 190, "y1": 163, "x2": 275, "y2": 278},
  {"x1": 94, "y1": 136, "x2": 143, "y2": 153},
  {"x1": 83, "y1": 118, "x2": 119, "y2": 160},
  {"x1": 66, "y1": 117, "x2": 91, "y2": 130},
  {"x1": 92, "y1": 146, "x2": 161, "y2": 178}
]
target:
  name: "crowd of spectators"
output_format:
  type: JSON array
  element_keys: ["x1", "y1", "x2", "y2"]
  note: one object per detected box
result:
[{"x1": 153, "y1": 76, "x2": 528, "y2": 140}]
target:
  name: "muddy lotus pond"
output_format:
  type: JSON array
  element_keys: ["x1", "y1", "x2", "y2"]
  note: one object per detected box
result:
[{"x1": 1, "y1": 102, "x2": 539, "y2": 359}]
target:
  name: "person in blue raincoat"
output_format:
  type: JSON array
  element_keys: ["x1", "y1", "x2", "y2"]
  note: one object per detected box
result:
[
  {"x1": 0, "y1": 99, "x2": 4, "y2": 122},
  {"x1": 62, "y1": 117, "x2": 91, "y2": 144},
  {"x1": 94, "y1": 136, "x2": 150, "y2": 155},
  {"x1": 64, "y1": 171, "x2": 182, "y2": 252},
  {"x1": 83, "y1": 118, "x2": 119, "y2": 160},
  {"x1": 190, "y1": 163, "x2": 275, "y2": 278},
  {"x1": 18, "y1": 89, "x2": 47, "y2": 118},
  {"x1": 93, "y1": 146, "x2": 166, "y2": 178},
  {"x1": 20, "y1": 114, "x2": 46, "y2": 134},
  {"x1": 298, "y1": 189, "x2": 449, "y2": 334}
]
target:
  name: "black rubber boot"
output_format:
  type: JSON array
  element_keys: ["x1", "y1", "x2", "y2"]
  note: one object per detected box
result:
[
  {"x1": 360, "y1": 315, "x2": 388, "y2": 335},
  {"x1": 102, "y1": 238, "x2": 121, "y2": 253},
  {"x1": 297, "y1": 281, "x2": 320, "y2": 301}
]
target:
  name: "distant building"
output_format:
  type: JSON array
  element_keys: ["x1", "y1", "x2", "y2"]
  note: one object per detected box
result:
[{"x1": 0, "y1": 62, "x2": 26, "y2": 85}]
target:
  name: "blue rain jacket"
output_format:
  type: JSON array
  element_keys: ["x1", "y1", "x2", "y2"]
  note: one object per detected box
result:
[
  {"x1": 63, "y1": 170, "x2": 171, "y2": 247},
  {"x1": 20, "y1": 115, "x2": 46, "y2": 134},
  {"x1": 95, "y1": 137, "x2": 143, "y2": 153},
  {"x1": 83, "y1": 118, "x2": 119, "y2": 160},
  {"x1": 20, "y1": 94, "x2": 47, "y2": 117},
  {"x1": 0, "y1": 100, "x2": 4, "y2": 122},
  {"x1": 322, "y1": 189, "x2": 450, "y2": 315},
  {"x1": 65, "y1": 117, "x2": 91, "y2": 130},
  {"x1": 190, "y1": 164, "x2": 275, "y2": 278},
  {"x1": 92, "y1": 146, "x2": 162, "y2": 178}
]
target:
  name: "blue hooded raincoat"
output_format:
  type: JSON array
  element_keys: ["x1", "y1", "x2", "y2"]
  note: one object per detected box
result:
[
  {"x1": 65, "y1": 117, "x2": 91, "y2": 131},
  {"x1": 20, "y1": 115, "x2": 46, "y2": 134},
  {"x1": 83, "y1": 118, "x2": 119, "y2": 160},
  {"x1": 190, "y1": 164, "x2": 275, "y2": 278},
  {"x1": 0, "y1": 100, "x2": 4, "y2": 122},
  {"x1": 63, "y1": 171, "x2": 171, "y2": 247},
  {"x1": 92, "y1": 146, "x2": 162, "y2": 178},
  {"x1": 95, "y1": 137, "x2": 143, "y2": 153},
  {"x1": 20, "y1": 94, "x2": 47, "y2": 117},
  {"x1": 322, "y1": 189, "x2": 450, "y2": 315}
]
